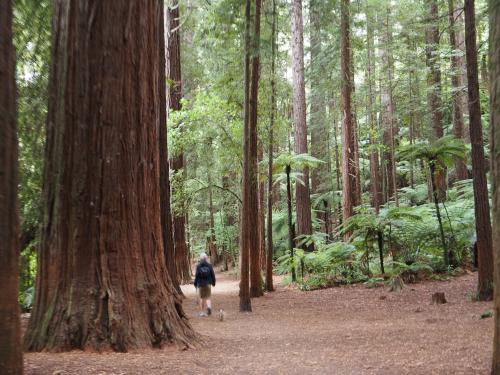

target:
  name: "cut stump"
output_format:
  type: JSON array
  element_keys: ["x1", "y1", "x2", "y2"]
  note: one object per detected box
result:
[{"x1": 431, "y1": 292, "x2": 447, "y2": 304}]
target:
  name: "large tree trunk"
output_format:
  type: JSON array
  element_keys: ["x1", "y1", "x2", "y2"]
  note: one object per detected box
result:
[
  {"x1": 160, "y1": 5, "x2": 180, "y2": 294},
  {"x1": 25, "y1": 0, "x2": 196, "y2": 352},
  {"x1": 379, "y1": 8, "x2": 397, "y2": 205},
  {"x1": 464, "y1": 0, "x2": 493, "y2": 301},
  {"x1": 340, "y1": 0, "x2": 355, "y2": 231},
  {"x1": 167, "y1": 0, "x2": 191, "y2": 284},
  {"x1": 240, "y1": 0, "x2": 253, "y2": 311},
  {"x1": 310, "y1": 0, "x2": 331, "y2": 234},
  {"x1": 366, "y1": 7, "x2": 381, "y2": 213},
  {"x1": 0, "y1": 0, "x2": 23, "y2": 371},
  {"x1": 265, "y1": 0, "x2": 277, "y2": 292},
  {"x1": 490, "y1": 0, "x2": 500, "y2": 371},
  {"x1": 249, "y1": 0, "x2": 264, "y2": 298},
  {"x1": 426, "y1": 0, "x2": 447, "y2": 201},
  {"x1": 291, "y1": 0, "x2": 313, "y2": 250},
  {"x1": 448, "y1": 0, "x2": 468, "y2": 181}
]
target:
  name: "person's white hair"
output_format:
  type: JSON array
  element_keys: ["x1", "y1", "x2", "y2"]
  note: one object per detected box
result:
[{"x1": 200, "y1": 252, "x2": 208, "y2": 261}]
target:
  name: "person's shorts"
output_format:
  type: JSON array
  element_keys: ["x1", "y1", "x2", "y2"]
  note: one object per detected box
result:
[{"x1": 198, "y1": 285, "x2": 211, "y2": 299}]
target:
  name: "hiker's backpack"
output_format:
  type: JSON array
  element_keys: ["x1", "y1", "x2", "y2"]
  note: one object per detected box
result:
[{"x1": 199, "y1": 264, "x2": 211, "y2": 280}]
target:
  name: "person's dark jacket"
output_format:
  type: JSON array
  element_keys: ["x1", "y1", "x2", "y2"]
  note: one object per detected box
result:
[{"x1": 194, "y1": 260, "x2": 216, "y2": 288}]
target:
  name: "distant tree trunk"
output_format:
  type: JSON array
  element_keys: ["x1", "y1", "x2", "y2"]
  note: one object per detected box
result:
[
  {"x1": 207, "y1": 167, "x2": 219, "y2": 265},
  {"x1": 265, "y1": 0, "x2": 277, "y2": 293},
  {"x1": 286, "y1": 165, "x2": 297, "y2": 282},
  {"x1": 0, "y1": 0, "x2": 23, "y2": 371},
  {"x1": 25, "y1": 0, "x2": 195, "y2": 352},
  {"x1": 160, "y1": 5, "x2": 180, "y2": 293},
  {"x1": 291, "y1": 0, "x2": 313, "y2": 250},
  {"x1": 248, "y1": 0, "x2": 263, "y2": 298},
  {"x1": 258, "y1": 143, "x2": 266, "y2": 272},
  {"x1": 240, "y1": 0, "x2": 254, "y2": 311},
  {"x1": 167, "y1": 0, "x2": 191, "y2": 283},
  {"x1": 366, "y1": 8, "x2": 381, "y2": 213},
  {"x1": 380, "y1": 8, "x2": 397, "y2": 205},
  {"x1": 464, "y1": 0, "x2": 493, "y2": 301},
  {"x1": 341, "y1": 0, "x2": 355, "y2": 233},
  {"x1": 455, "y1": 0, "x2": 470, "y2": 142},
  {"x1": 489, "y1": 0, "x2": 500, "y2": 371},
  {"x1": 426, "y1": 0, "x2": 447, "y2": 201},
  {"x1": 448, "y1": 0, "x2": 468, "y2": 181},
  {"x1": 332, "y1": 104, "x2": 342, "y2": 227},
  {"x1": 310, "y1": 0, "x2": 331, "y2": 234}
]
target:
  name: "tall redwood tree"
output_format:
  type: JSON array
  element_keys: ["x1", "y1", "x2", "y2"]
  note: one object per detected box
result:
[
  {"x1": 0, "y1": 0, "x2": 23, "y2": 371},
  {"x1": 25, "y1": 0, "x2": 195, "y2": 351},
  {"x1": 490, "y1": 0, "x2": 500, "y2": 371},
  {"x1": 341, "y1": 0, "x2": 355, "y2": 230},
  {"x1": 291, "y1": 0, "x2": 313, "y2": 250},
  {"x1": 464, "y1": 0, "x2": 493, "y2": 300},
  {"x1": 167, "y1": 0, "x2": 191, "y2": 284}
]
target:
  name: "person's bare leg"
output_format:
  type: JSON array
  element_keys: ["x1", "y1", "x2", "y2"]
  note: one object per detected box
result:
[{"x1": 207, "y1": 298, "x2": 212, "y2": 315}]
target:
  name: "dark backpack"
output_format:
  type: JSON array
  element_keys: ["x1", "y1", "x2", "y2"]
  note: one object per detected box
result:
[{"x1": 199, "y1": 264, "x2": 211, "y2": 280}]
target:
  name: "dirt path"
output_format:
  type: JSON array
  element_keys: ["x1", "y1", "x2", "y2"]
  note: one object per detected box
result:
[{"x1": 25, "y1": 272, "x2": 493, "y2": 374}]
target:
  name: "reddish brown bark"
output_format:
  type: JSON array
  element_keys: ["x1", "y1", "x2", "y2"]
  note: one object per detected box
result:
[
  {"x1": 25, "y1": 0, "x2": 195, "y2": 351},
  {"x1": 490, "y1": 0, "x2": 500, "y2": 371},
  {"x1": 0, "y1": 0, "x2": 23, "y2": 371},
  {"x1": 341, "y1": 0, "x2": 355, "y2": 231},
  {"x1": 159, "y1": 5, "x2": 180, "y2": 294},
  {"x1": 291, "y1": 0, "x2": 313, "y2": 250},
  {"x1": 464, "y1": 0, "x2": 493, "y2": 301},
  {"x1": 426, "y1": 0, "x2": 447, "y2": 201},
  {"x1": 265, "y1": 0, "x2": 277, "y2": 292},
  {"x1": 448, "y1": 0, "x2": 468, "y2": 181},
  {"x1": 249, "y1": 0, "x2": 263, "y2": 298},
  {"x1": 240, "y1": 0, "x2": 253, "y2": 311},
  {"x1": 167, "y1": 0, "x2": 191, "y2": 284}
]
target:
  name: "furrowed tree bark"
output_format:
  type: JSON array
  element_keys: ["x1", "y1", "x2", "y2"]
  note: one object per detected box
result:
[
  {"x1": 464, "y1": 0, "x2": 493, "y2": 301},
  {"x1": 0, "y1": 0, "x2": 23, "y2": 371},
  {"x1": 240, "y1": 0, "x2": 253, "y2": 311},
  {"x1": 160, "y1": 5, "x2": 180, "y2": 294},
  {"x1": 258, "y1": 143, "x2": 266, "y2": 272},
  {"x1": 341, "y1": 0, "x2": 355, "y2": 233},
  {"x1": 448, "y1": 0, "x2": 468, "y2": 181},
  {"x1": 310, "y1": 0, "x2": 331, "y2": 234},
  {"x1": 167, "y1": 0, "x2": 191, "y2": 284},
  {"x1": 265, "y1": 0, "x2": 277, "y2": 293},
  {"x1": 291, "y1": 0, "x2": 313, "y2": 250},
  {"x1": 489, "y1": 0, "x2": 500, "y2": 371},
  {"x1": 265, "y1": 0, "x2": 277, "y2": 292},
  {"x1": 249, "y1": 0, "x2": 264, "y2": 298},
  {"x1": 25, "y1": 0, "x2": 196, "y2": 351},
  {"x1": 426, "y1": 0, "x2": 447, "y2": 201}
]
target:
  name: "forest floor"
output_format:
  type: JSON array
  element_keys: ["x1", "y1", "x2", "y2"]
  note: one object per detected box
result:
[{"x1": 25, "y1": 271, "x2": 493, "y2": 374}]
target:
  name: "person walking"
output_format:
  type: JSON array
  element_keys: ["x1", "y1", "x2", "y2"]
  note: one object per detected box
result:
[{"x1": 194, "y1": 252, "x2": 216, "y2": 316}]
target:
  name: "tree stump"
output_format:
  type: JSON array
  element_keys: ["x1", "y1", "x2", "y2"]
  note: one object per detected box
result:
[
  {"x1": 431, "y1": 292, "x2": 447, "y2": 304},
  {"x1": 389, "y1": 276, "x2": 404, "y2": 292}
]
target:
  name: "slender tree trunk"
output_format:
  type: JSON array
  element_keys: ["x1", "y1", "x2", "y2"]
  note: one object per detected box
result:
[
  {"x1": 207, "y1": 167, "x2": 219, "y2": 265},
  {"x1": 258, "y1": 143, "x2": 266, "y2": 272},
  {"x1": 286, "y1": 165, "x2": 297, "y2": 282},
  {"x1": 248, "y1": 0, "x2": 263, "y2": 298},
  {"x1": 448, "y1": 0, "x2": 468, "y2": 181},
  {"x1": 455, "y1": 0, "x2": 470, "y2": 142},
  {"x1": 380, "y1": 8, "x2": 397, "y2": 205},
  {"x1": 341, "y1": 0, "x2": 355, "y2": 234},
  {"x1": 366, "y1": 8, "x2": 381, "y2": 213},
  {"x1": 291, "y1": 0, "x2": 313, "y2": 250},
  {"x1": 489, "y1": 0, "x2": 500, "y2": 371},
  {"x1": 426, "y1": 0, "x2": 447, "y2": 201},
  {"x1": 332, "y1": 105, "x2": 342, "y2": 227},
  {"x1": 25, "y1": 0, "x2": 195, "y2": 351},
  {"x1": 160, "y1": 6, "x2": 180, "y2": 293},
  {"x1": 240, "y1": 0, "x2": 253, "y2": 311},
  {"x1": 0, "y1": 0, "x2": 23, "y2": 371},
  {"x1": 377, "y1": 231, "x2": 385, "y2": 274},
  {"x1": 310, "y1": 0, "x2": 331, "y2": 234},
  {"x1": 265, "y1": 0, "x2": 277, "y2": 293},
  {"x1": 167, "y1": 0, "x2": 191, "y2": 283},
  {"x1": 464, "y1": 0, "x2": 493, "y2": 301},
  {"x1": 430, "y1": 164, "x2": 449, "y2": 266}
]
